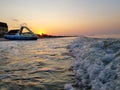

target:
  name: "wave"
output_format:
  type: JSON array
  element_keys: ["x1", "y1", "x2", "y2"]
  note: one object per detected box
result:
[{"x1": 66, "y1": 36, "x2": 120, "y2": 90}]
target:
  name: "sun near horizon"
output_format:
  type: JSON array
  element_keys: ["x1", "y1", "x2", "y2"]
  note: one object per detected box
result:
[{"x1": 35, "y1": 28, "x2": 47, "y2": 35}]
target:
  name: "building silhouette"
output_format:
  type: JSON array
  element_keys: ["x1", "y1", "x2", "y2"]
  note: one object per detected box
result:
[{"x1": 0, "y1": 22, "x2": 8, "y2": 37}]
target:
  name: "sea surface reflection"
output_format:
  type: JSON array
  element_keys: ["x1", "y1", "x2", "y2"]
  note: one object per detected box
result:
[{"x1": 0, "y1": 37, "x2": 76, "y2": 90}]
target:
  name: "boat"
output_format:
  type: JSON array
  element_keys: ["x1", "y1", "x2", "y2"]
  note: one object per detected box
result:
[{"x1": 4, "y1": 26, "x2": 38, "y2": 40}]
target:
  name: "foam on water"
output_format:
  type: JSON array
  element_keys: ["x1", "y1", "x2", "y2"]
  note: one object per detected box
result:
[{"x1": 68, "y1": 36, "x2": 120, "y2": 90}]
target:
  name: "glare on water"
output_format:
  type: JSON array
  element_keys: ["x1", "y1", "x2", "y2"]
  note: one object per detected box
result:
[{"x1": 0, "y1": 37, "x2": 76, "y2": 90}]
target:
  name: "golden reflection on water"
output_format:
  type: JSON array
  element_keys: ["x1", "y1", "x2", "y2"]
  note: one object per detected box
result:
[{"x1": 0, "y1": 37, "x2": 75, "y2": 90}]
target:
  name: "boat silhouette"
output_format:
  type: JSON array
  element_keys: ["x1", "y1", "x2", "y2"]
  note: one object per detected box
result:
[{"x1": 4, "y1": 26, "x2": 38, "y2": 40}]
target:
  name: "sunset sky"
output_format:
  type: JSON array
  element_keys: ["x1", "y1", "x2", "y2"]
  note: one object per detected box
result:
[{"x1": 0, "y1": 0, "x2": 120, "y2": 35}]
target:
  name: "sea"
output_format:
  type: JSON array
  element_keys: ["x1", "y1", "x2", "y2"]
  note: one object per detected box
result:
[
  {"x1": 0, "y1": 37, "x2": 76, "y2": 90},
  {"x1": 67, "y1": 34, "x2": 120, "y2": 90}
]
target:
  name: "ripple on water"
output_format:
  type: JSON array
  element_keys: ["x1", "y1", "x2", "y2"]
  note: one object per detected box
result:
[{"x1": 0, "y1": 37, "x2": 76, "y2": 90}]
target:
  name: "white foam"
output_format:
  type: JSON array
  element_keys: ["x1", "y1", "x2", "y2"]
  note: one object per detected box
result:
[{"x1": 67, "y1": 37, "x2": 120, "y2": 90}]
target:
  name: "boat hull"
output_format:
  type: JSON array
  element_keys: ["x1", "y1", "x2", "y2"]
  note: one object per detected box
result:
[{"x1": 4, "y1": 35, "x2": 38, "y2": 40}]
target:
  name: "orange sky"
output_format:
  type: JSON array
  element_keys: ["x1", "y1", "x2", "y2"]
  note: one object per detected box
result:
[{"x1": 0, "y1": 0, "x2": 120, "y2": 35}]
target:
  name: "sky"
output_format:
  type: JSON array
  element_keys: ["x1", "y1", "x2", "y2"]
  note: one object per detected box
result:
[{"x1": 0, "y1": 0, "x2": 120, "y2": 35}]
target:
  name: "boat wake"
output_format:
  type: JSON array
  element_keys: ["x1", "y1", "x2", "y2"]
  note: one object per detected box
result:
[{"x1": 67, "y1": 36, "x2": 120, "y2": 90}]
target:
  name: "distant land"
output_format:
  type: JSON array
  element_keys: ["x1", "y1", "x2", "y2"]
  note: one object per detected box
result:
[{"x1": 36, "y1": 33, "x2": 78, "y2": 38}]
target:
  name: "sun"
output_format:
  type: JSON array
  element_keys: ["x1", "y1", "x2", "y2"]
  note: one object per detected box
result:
[
  {"x1": 37, "y1": 30, "x2": 47, "y2": 37},
  {"x1": 39, "y1": 32, "x2": 47, "y2": 35},
  {"x1": 36, "y1": 28, "x2": 47, "y2": 35},
  {"x1": 37, "y1": 31, "x2": 48, "y2": 38}
]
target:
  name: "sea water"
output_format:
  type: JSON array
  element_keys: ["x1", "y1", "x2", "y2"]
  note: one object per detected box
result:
[
  {"x1": 0, "y1": 37, "x2": 76, "y2": 90},
  {"x1": 87, "y1": 34, "x2": 120, "y2": 39},
  {"x1": 68, "y1": 36, "x2": 120, "y2": 90}
]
